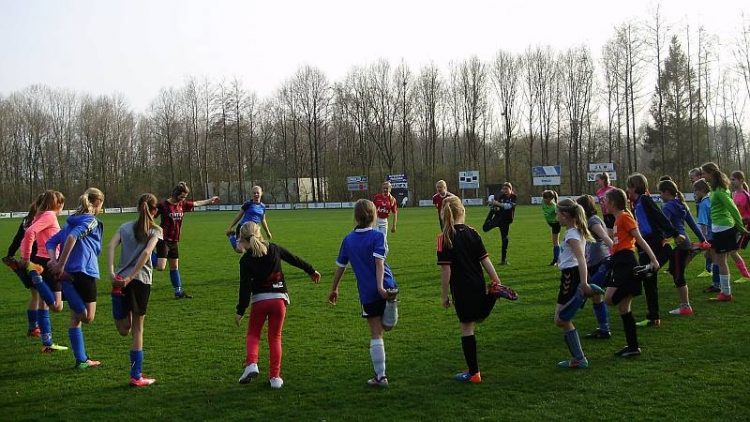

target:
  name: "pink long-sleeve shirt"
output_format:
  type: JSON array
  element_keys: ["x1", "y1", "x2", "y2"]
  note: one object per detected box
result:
[
  {"x1": 733, "y1": 190, "x2": 750, "y2": 221},
  {"x1": 20, "y1": 211, "x2": 60, "y2": 260}
]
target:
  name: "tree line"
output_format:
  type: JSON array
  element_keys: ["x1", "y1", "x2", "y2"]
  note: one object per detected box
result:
[{"x1": 1, "y1": 9, "x2": 749, "y2": 211}]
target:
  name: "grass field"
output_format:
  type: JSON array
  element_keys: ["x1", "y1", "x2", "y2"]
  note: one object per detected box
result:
[{"x1": 1, "y1": 205, "x2": 749, "y2": 421}]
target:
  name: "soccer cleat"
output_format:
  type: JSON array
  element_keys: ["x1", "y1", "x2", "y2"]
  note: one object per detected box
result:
[
  {"x1": 557, "y1": 357, "x2": 589, "y2": 369},
  {"x1": 499, "y1": 260, "x2": 509, "y2": 266},
  {"x1": 703, "y1": 285, "x2": 721, "y2": 293},
  {"x1": 269, "y1": 377, "x2": 284, "y2": 389},
  {"x1": 174, "y1": 291, "x2": 193, "y2": 299},
  {"x1": 489, "y1": 282, "x2": 518, "y2": 301},
  {"x1": 668, "y1": 306, "x2": 694, "y2": 316},
  {"x1": 697, "y1": 270, "x2": 712, "y2": 278},
  {"x1": 27, "y1": 327, "x2": 41, "y2": 337},
  {"x1": 75, "y1": 359, "x2": 101, "y2": 369},
  {"x1": 710, "y1": 293, "x2": 733, "y2": 302},
  {"x1": 454, "y1": 371, "x2": 482, "y2": 383},
  {"x1": 2, "y1": 256, "x2": 20, "y2": 270},
  {"x1": 632, "y1": 265, "x2": 654, "y2": 280},
  {"x1": 130, "y1": 376, "x2": 156, "y2": 387},
  {"x1": 367, "y1": 374, "x2": 389, "y2": 387},
  {"x1": 584, "y1": 329, "x2": 611, "y2": 339},
  {"x1": 635, "y1": 319, "x2": 660, "y2": 328},
  {"x1": 548, "y1": 259, "x2": 557, "y2": 266},
  {"x1": 733, "y1": 277, "x2": 750, "y2": 284},
  {"x1": 382, "y1": 299, "x2": 399, "y2": 329},
  {"x1": 26, "y1": 262, "x2": 44, "y2": 275},
  {"x1": 615, "y1": 346, "x2": 642, "y2": 357},
  {"x1": 238, "y1": 363, "x2": 259, "y2": 384},
  {"x1": 41, "y1": 343, "x2": 69, "y2": 353}
]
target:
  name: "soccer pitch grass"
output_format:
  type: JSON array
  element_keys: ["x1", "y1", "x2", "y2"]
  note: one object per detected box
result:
[{"x1": 1, "y1": 205, "x2": 749, "y2": 421}]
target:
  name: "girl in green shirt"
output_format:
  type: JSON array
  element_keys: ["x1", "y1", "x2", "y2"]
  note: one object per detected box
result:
[
  {"x1": 701, "y1": 162, "x2": 750, "y2": 301},
  {"x1": 542, "y1": 190, "x2": 561, "y2": 266}
]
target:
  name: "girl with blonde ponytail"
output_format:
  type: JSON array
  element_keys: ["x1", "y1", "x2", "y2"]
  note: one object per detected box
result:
[
  {"x1": 552, "y1": 199, "x2": 599, "y2": 369},
  {"x1": 235, "y1": 222, "x2": 320, "y2": 389},
  {"x1": 45, "y1": 187, "x2": 105, "y2": 369},
  {"x1": 437, "y1": 196, "x2": 517, "y2": 383},
  {"x1": 106, "y1": 193, "x2": 162, "y2": 387}
]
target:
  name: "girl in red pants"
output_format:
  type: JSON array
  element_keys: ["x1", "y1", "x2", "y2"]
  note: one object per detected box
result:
[{"x1": 234, "y1": 221, "x2": 321, "y2": 389}]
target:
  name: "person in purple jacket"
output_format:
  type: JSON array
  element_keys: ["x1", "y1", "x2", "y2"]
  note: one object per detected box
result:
[
  {"x1": 47, "y1": 188, "x2": 105, "y2": 369},
  {"x1": 657, "y1": 180, "x2": 706, "y2": 316}
]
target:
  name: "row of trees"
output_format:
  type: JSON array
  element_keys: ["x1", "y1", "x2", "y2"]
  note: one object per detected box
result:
[{"x1": 1, "y1": 11, "x2": 749, "y2": 210}]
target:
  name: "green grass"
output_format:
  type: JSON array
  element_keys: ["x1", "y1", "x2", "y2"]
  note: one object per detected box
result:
[{"x1": 1, "y1": 206, "x2": 749, "y2": 421}]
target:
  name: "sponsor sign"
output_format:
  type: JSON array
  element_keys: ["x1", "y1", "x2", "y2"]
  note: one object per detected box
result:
[
  {"x1": 459, "y1": 171, "x2": 480, "y2": 189},
  {"x1": 386, "y1": 174, "x2": 408, "y2": 189},
  {"x1": 346, "y1": 175, "x2": 368, "y2": 192},
  {"x1": 532, "y1": 165, "x2": 561, "y2": 186}
]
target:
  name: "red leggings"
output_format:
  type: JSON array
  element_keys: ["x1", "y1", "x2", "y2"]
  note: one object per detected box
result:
[{"x1": 246, "y1": 298, "x2": 287, "y2": 378}]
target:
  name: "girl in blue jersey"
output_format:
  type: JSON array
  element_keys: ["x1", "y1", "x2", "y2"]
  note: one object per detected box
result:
[
  {"x1": 437, "y1": 196, "x2": 517, "y2": 382},
  {"x1": 46, "y1": 188, "x2": 105, "y2": 369},
  {"x1": 694, "y1": 179, "x2": 720, "y2": 292},
  {"x1": 328, "y1": 199, "x2": 398, "y2": 387},
  {"x1": 657, "y1": 180, "x2": 706, "y2": 315},
  {"x1": 226, "y1": 185, "x2": 272, "y2": 252},
  {"x1": 107, "y1": 193, "x2": 163, "y2": 387}
]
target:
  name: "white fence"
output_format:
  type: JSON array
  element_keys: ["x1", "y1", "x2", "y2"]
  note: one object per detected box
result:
[{"x1": 0, "y1": 193, "x2": 698, "y2": 219}]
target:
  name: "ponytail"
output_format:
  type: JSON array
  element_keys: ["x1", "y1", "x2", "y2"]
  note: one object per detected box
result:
[
  {"x1": 702, "y1": 162, "x2": 729, "y2": 190},
  {"x1": 134, "y1": 193, "x2": 158, "y2": 243},
  {"x1": 542, "y1": 190, "x2": 558, "y2": 202},
  {"x1": 441, "y1": 196, "x2": 464, "y2": 249},
  {"x1": 25, "y1": 193, "x2": 44, "y2": 224},
  {"x1": 731, "y1": 170, "x2": 749, "y2": 192},
  {"x1": 73, "y1": 187, "x2": 104, "y2": 216},
  {"x1": 657, "y1": 180, "x2": 685, "y2": 204},
  {"x1": 239, "y1": 222, "x2": 268, "y2": 258}
]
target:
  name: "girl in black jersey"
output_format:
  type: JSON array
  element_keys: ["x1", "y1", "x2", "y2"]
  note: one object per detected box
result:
[
  {"x1": 437, "y1": 196, "x2": 517, "y2": 383},
  {"x1": 487, "y1": 182, "x2": 517, "y2": 265},
  {"x1": 235, "y1": 221, "x2": 321, "y2": 389}
]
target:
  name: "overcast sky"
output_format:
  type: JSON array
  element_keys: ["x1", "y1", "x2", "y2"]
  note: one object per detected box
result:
[{"x1": 1, "y1": 0, "x2": 747, "y2": 112}]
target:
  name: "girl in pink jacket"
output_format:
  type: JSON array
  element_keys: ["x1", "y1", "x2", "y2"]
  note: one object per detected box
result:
[{"x1": 20, "y1": 190, "x2": 68, "y2": 353}]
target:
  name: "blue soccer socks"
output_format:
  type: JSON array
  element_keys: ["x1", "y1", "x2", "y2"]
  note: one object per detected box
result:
[
  {"x1": 30, "y1": 271, "x2": 56, "y2": 307},
  {"x1": 27, "y1": 309, "x2": 38, "y2": 331},
  {"x1": 564, "y1": 329, "x2": 585, "y2": 361},
  {"x1": 130, "y1": 349, "x2": 144, "y2": 379},
  {"x1": 170, "y1": 270, "x2": 182, "y2": 295},
  {"x1": 62, "y1": 281, "x2": 86, "y2": 314},
  {"x1": 111, "y1": 288, "x2": 126, "y2": 320},
  {"x1": 593, "y1": 302, "x2": 610, "y2": 332},
  {"x1": 69, "y1": 327, "x2": 87, "y2": 364},
  {"x1": 38, "y1": 309, "x2": 52, "y2": 347}
]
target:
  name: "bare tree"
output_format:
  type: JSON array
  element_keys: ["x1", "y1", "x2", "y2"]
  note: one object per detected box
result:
[{"x1": 491, "y1": 51, "x2": 521, "y2": 181}]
